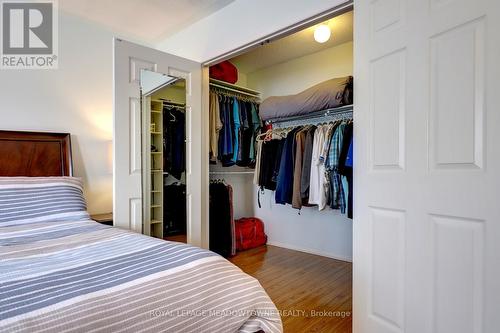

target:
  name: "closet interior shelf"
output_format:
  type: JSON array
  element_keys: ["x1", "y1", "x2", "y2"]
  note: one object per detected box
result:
[
  {"x1": 209, "y1": 171, "x2": 255, "y2": 175},
  {"x1": 160, "y1": 100, "x2": 185, "y2": 106},
  {"x1": 161, "y1": 100, "x2": 186, "y2": 111},
  {"x1": 209, "y1": 78, "x2": 261, "y2": 98},
  {"x1": 266, "y1": 104, "x2": 353, "y2": 128}
]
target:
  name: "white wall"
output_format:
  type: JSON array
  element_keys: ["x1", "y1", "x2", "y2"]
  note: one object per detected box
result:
[
  {"x1": 235, "y1": 72, "x2": 247, "y2": 87},
  {"x1": 156, "y1": 0, "x2": 349, "y2": 62},
  {"x1": 209, "y1": 171, "x2": 254, "y2": 218},
  {"x1": 0, "y1": 13, "x2": 141, "y2": 214},
  {"x1": 248, "y1": 41, "x2": 353, "y2": 98},
  {"x1": 247, "y1": 42, "x2": 354, "y2": 261}
]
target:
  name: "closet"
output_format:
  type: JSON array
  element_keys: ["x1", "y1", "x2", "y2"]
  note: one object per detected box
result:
[{"x1": 208, "y1": 10, "x2": 354, "y2": 261}]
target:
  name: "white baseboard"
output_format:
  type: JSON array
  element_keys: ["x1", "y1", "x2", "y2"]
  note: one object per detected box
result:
[{"x1": 266, "y1": 241, "x2": 352, "y2": 263}]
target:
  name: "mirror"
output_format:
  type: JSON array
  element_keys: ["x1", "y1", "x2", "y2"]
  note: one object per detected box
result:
[
  {"x1": 140, "y1": 70, "x2": 187, "y2": 243},
  {"x1": 140, "y1": 70, "x2": 178, "y2": 96}
]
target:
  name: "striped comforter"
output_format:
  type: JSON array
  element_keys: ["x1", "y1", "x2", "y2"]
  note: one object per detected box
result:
[{"x1": 0, "y1": 220, "x2": 282, "y2": 333}]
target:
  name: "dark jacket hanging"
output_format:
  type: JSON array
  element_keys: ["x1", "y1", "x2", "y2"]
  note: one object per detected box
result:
[
  {"x1": 275, "y1": 128, "x2": 300, "y2": 205},
  {"x1": 209, "y1": 182, "x2": 233, "y2": 257},
  {"x1": 338, "y1": 122, "x2": 353, "y2": 218},
  {"x1": 258, "y1": 139, "x2": 284, "y2": 191},
  {"x1": 163, "y1": 183, "x2": 186, "y2": 236},
  {"x1": 163, "y1": 108, "x2": 185, "y2": 180}
]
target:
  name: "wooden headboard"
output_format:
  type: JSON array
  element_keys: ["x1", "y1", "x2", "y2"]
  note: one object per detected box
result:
[{"x1": 0, "y1": 131, "x2": 73, "y2": 176}]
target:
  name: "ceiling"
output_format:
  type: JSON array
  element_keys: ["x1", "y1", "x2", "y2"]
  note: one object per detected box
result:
[
  {"x1": 231, "y1": 11, "x2": 353, "y2": 74},
  {"x1": 60, "y1": 0, "x2": 235, "y2": 44}
]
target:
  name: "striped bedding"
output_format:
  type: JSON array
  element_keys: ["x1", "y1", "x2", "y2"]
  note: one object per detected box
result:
[{"x1": 0, "y1": 178, "x2": 282, "y2": 333}]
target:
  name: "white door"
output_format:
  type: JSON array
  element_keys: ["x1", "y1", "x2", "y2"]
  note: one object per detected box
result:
[
  {"x1": 354, "y1": 0, "x2": 500, "y2": 332},
  {"x1": 113, "y1": 39, "x2": 204, "y2": 246}
]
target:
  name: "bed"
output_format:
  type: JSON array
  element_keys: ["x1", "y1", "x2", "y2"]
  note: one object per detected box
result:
[{"x1": 0, "y1": 130, "x2": 282, "y2": 333}]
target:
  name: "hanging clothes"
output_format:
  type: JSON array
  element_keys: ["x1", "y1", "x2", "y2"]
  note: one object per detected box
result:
[
  {"x1": 253, "y1": 117, "x2": 353, "y2": 218},
  {"x1": 227, "y1": 184, "x2": 236, "y2": 256},
  {"x1": 219, "y1": 97, "x2": 235, "y2": 167},
  {"x1": 253, "y1": 139, "x2": 263, "y2": 186},
  {"x1": 163, "y1": 183, "x2": 186, "y2": 236},
  {"x1": 275, "y1": 128, "x2": 300, "y2": 205},
  {"x1": 338, "y1": 122, "x2": 353, "y2": 218},
  {"x1": 346, "y1": 139, "x2": 353, "y2": 218},
  {"x1": 249, "y1": 103, "x2": 261, "y2": 167},
  {"x1": 308, "y1": 125, "x2": 329, "y2": 210},
  {"x1": 163, "y1": 106, "x2": 185, "y2": 180},
  {"x1": 271, "y1": 138, "x2": 285, "y2": 187},
  {"x1": 325, "y1": 122, "x2": 346, "y2": 210},
  {"x1": 258, "y1": 139, "x2": 283, "y2": 191},
  {"x1": 209, "y1": 181, "x2": 234, "y2": 257},
  {"x1": 292, "y1": 126, "x2": 309, "y2": 209},
  {"x1": 231, "y1": 97, "x2": 241, "y2": 164},
  {"x1": 209, "y1": 91, "x2": 223, "y2": 163},
  {"x1": 239, "y1": 101, "x2": 255, "y2": 166},
  {"x1": 235, "y1": 100, "x2": 246, "y2": 165},
  {"x1": 300, "y1": 126, "x2": 316, "y2": 203},
  {"x1": 210, "y1": 89, "x2": 261, "y2": 168}
]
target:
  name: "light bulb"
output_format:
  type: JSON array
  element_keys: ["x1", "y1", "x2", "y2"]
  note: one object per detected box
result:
[{"x1": 314, "y1": 24, "x2": 331, "y2": 43}]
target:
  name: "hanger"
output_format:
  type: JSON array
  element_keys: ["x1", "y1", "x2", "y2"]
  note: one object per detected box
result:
[
  {"x1": 169, "y1": 110, "x2": 176, "y2": 122},
  {"x1": 256, "y1": 129, "x2": 271, "y2": 142},
  {"x1": 210, "y1": 178, "x2": 228, "y2": 185},
  {"x1": 211, "y1": 88, "x2": 259, "y2": 103}
]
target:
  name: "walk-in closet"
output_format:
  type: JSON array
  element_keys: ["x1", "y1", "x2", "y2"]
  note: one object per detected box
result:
[{"x1": 207, "y1": 10, "x2": 354, "y2": 261}]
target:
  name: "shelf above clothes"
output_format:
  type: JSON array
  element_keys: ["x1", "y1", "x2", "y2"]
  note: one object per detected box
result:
[
  {"x1": 209, "y1": 171, "x2": 255, "y2": 175},
  {"x1": 209, "y1": 78, "x2": 261, "y2": 98},
  {"x1": 160, "y1": 100, "x2": 185, "y2": 107}
]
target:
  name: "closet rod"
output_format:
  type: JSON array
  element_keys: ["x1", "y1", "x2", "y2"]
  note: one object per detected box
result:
[
  {"x1": 210, "y1": 83, "x2": 261, "y2": 98},
  {"x1": 266, "y1": 104, "x2": 353, "y2": 128},
  {"x1": 161, "y1": 100, "x2": 186, "y2": 107},
  {"x1": 209, "y1": 78, "x2": 261, "y2": 95},
  {"x1": 209, "y1": 171, "x2": 254, "y2": 175},
  {"x1": 163, "y1": 105, "x2": 185, "y2": 110}
]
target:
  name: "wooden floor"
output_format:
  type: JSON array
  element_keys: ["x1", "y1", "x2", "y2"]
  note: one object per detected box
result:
[
  {"x1": 164, "y1": 233, "x2": 187, "y2": 243},
  {"x1": 230, "y1": 245, "x2": 352, "y2": 333}
]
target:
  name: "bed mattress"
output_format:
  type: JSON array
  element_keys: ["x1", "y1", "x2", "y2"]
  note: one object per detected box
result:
[{"x1": 0, "y1": 219, "x2": 282, "y2": 333}]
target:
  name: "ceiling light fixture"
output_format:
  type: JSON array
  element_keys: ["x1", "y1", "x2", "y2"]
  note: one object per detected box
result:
[{"x1": 314, "y1": 24, "x2": 331, "y2": 43}]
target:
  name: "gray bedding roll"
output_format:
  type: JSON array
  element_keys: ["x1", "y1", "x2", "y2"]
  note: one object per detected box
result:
[{"x1": 259, "y1": 76, "x2": 353, "y2": 121}]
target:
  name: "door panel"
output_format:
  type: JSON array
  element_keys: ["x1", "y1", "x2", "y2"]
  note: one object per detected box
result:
[
  {"x1": 113, "y1": 39, "x2": 203, "y2": 246},
  {"x1": 370, "y1": 48, "x2": 406, "y2": 171},
  {"x1": 354, "y1": 0, "x2": 499, "y2": 332},
  {"x1": 430, "y1": 214, "x2": 484, "y2": 333},
  {"x1": 369, "y1": 207, "x2": 406, "y2": 332}
]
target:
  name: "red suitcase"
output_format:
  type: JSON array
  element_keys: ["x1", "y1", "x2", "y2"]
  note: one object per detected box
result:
[
  {"x1": 209, "y1": 60, "x2": 238, "y2": 84},
  {"x1": 235, "y1": 217, "x2": 267, "y2": 251}
]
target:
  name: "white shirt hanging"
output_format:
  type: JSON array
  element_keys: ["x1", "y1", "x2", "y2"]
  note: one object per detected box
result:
[{"x1": 308, "y1": 125, "x2": 329, "y2": 210}]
